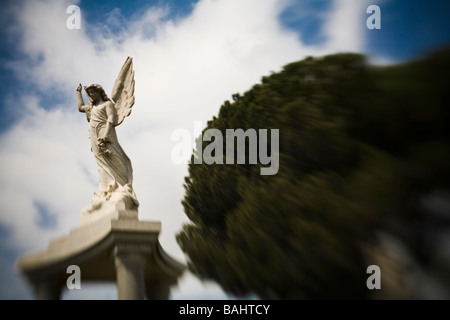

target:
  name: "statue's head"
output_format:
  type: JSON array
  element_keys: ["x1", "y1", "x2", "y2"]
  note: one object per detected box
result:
[{"x1": 84, "y1": 84, "x2": 110, "y2": 105}]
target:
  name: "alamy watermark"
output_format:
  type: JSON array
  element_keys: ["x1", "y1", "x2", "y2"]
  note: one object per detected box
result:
[
  {"x1": 66, "y1": 5, "x2": 81, "y2": 30},
  {"x1": 66, "y1": 265, "x2": 81, "y2": 289},
  {"x1": 67, "y1": 4, "x2": 380, "y2": 31},
  {"x1": 171, "y1": 121, "x2": 279, "y2": 175},
  {"x1": 366, "y1": 265, "x2": 381, "y2": 290},
  {"x1": 366, "y1": 5, "x2": 381, "y2": 30}
]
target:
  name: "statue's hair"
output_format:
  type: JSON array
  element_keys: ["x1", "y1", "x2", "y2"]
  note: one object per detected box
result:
[{"x1": 84, "y1": 84, "x2": 111, "y2": 105}]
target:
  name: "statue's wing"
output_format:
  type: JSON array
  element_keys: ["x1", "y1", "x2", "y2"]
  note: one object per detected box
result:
[{"x1": 111, "y1": 57, "x2": 135, "y2": 126}]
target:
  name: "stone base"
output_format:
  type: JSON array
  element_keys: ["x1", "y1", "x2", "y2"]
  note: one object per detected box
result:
[
  {"x1": 78, "y1": 191, "x2": 138, "y2": 227},
  {"x1": 16, "y1": 217, "x2": 185, "y2": 300}
]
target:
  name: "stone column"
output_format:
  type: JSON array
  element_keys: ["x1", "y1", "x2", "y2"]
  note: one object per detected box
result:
[
  {"x1": 33, "y1": 277, "x2": 63, "y2": 300},
  {"x1": 146, "y1": 277, "x2": 171, "y2": 300},
  {"x1": 114, "y1": 245, "x2": 146, "y2": 300}
]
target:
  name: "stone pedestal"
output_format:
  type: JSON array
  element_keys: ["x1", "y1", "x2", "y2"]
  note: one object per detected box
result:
[{"x1": 16, "y1": 217, "x2": 185, "y2": 300}]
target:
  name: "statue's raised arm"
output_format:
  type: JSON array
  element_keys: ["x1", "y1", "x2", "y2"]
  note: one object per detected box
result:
[{"x1": 76, "y1": 57, "x2": 139, "y2": 226}]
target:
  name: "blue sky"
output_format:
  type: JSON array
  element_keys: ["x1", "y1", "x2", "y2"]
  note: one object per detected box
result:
[{"x1": 0, "y1": 0, "x2": 449, "y2": 300}]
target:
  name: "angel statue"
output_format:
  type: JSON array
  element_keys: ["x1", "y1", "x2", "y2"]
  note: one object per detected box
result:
[{"x1": 76, "y1": 57, "x2": 139, "y2": 222}]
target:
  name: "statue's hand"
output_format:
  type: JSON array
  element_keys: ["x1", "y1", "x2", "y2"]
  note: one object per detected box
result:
[
  {"x1": 76, "y1": 83, "x2": 82, "y2": 92},
  {"x1": 98, "y1": 136, "x2": 108, "y2": 142},
  {"x1": 98, "y1": 137, "x2": 109, "y2": 147},
  {"x1": 98, "y1": 137, "x2": 111, "y2": 156}
]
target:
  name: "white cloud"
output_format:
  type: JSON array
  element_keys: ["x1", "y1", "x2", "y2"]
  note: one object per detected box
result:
[
  {"x1": 0, "y1": 95, "x2": 95, "y2": 251},
  {"x1": 0, "y1": 0, "x2": 367, "y2": 299},
  {"x1": 321, "y1": 0, "x2": 368, "y2": 52}
]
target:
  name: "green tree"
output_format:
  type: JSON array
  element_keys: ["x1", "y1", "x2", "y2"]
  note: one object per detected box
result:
[{"x1": 176, "y1": 49, "x2": 450, "y2": 299}]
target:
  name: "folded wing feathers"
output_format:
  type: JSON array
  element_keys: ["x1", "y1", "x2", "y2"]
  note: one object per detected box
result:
[{"x1": 113, "y1": 57, "x2": 135, "y2": 126}]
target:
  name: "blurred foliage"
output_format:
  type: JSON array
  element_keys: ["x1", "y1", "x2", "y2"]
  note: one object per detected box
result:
[{"x1": 176, "y1": 49, "x2": 450, "y2": 299}]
